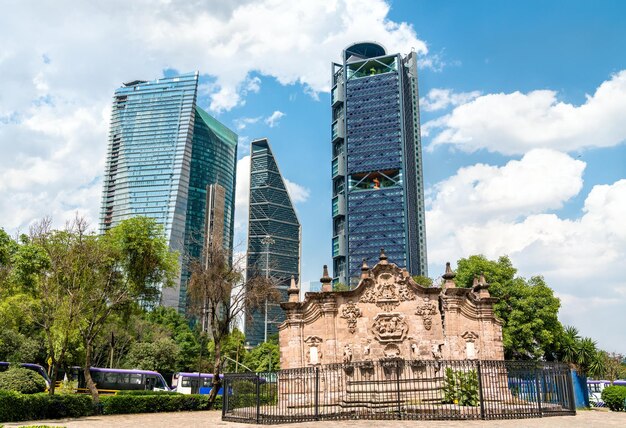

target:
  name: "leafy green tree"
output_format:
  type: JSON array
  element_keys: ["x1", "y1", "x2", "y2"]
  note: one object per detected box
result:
[
  {"x1": 332, "y1": 282, "x2": 350, "y2": 291},
  {"x1": 412, "y1": 275, "x2": 433, "y2": 287},
  {"x1": 145, "y1": 307, "x2": 201, "y2": 370},
  {"x1": 124, "y1": 338, "x2": 181, "y2": 373},
  {"x1": 73, "y1": 216, "x2": 178, "y2": 402},
  {"x1": 243, "y1": 341, "x2": 280, "y2": 372},
  {"x1": 455, "y1": 255, "x2": 563, "y2": 360}
]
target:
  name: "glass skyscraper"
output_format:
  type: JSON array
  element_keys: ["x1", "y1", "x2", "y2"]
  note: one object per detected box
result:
[
  {"x1": 245, "y1": 138, "x2": 301, "y2": 346},
  {"x1": 331, "y1": 42, "x2": 427, "y2": 285},
  {"x1": 100, "y1": 72, "x2": 237, "y2": 312}
]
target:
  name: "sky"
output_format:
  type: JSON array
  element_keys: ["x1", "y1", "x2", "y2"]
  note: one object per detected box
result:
[{"x1": 0, "y1": 0, "x2": 625, "y2": 353}]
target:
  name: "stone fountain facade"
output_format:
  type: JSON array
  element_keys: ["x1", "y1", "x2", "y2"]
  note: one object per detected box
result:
[{"x1": 279, "y1": 251, "x2": 504, "y2": 369}]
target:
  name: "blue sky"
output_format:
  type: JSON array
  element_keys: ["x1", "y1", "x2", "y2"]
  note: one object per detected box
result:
[{"x1": 0, "y1": 0, "x2": 624, "y2": 353}]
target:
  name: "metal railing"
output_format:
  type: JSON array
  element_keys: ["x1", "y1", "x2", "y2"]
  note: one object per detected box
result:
[{"x1": 222, "y1": 359, "x2": 575, "y2": 424}]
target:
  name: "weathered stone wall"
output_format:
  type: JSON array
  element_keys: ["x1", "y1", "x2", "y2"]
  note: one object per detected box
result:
[{"x1": 279, "y1": 255, "x2": 504, "y2": 370}]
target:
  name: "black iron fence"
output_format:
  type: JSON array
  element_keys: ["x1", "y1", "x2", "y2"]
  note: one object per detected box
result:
[{"x1": 222, "y1": 359, "x2": 575, "y2": 424}]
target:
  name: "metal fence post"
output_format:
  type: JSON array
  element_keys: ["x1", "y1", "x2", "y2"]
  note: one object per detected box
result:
[
  {"x1": 535, "y1": 370, "x2": 543, "y2": 417},
  {"x1": 396, "y1": 361, "x2": 402, "y2": 419},
  {"x1": 221, "y1": 375, "x2": 228, "y2": 419},
  {"x1": 256, "y1": 374, "x2": 261, "y2": 424},
  {"x1": 566, "y1": 367, "x2": 576, "y2": 414},
  {"x1": 476, "y1": 360, "x2": 486, "y2": 420},
  {"x1": 314, "y1": 367, "x2": 320, "y2": 420}
]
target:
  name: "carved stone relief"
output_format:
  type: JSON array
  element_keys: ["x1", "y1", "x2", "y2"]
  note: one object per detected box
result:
[
  {"x1": 415, "y1": 297, "x2": 438, "y2": 330},
  {"x1": 383, "y1": 343, "x2": 401, "y2": 358},
  {"x1": 343, "y1": 344, "x2": 353, "y2": 363},
  {"x1": 462, "y1": 331, "x2": 479, "y2": 360},
  {"x1": 340, "y1": 301, "x2": 362, "y2": 333},
  {"x1": 304, "y1": 336, "x2": 323, "y2": 365},
  {"x1": 371, "y1": 313, "x2": 408, "y2": 343},
  {"x1": 359, "y1": 272, "x2": 415, "y2": 311}
]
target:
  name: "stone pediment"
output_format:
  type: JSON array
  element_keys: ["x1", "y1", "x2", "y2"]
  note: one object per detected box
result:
[{"x1": 350, "y1": 257, "x2": 438, "y2": 311}]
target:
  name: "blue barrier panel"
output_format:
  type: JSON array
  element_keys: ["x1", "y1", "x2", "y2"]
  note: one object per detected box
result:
[{"x1": 571, "y1": 370, "x2": 589, "y2": 408}]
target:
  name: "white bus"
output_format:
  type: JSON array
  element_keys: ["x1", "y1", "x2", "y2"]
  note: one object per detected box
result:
[{"x1": 171, "y1": 372, "x2": 223, "y2": 395}]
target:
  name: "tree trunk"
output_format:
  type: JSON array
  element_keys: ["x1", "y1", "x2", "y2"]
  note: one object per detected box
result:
[
  {"x1": 83, "y1": 342, "x2": 100, "y2": 404},
  {"x1": 49, "y1": 360, "x2": 58, "y2": 395},
  {"x1": 207, "y1": 338, "x2": 222, "y2": 409}
]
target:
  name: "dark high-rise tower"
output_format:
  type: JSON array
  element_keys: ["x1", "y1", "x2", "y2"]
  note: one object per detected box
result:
[
  {"x1": 331, "y1": 42, "x2": 427, "y2": 285},
  {"x1": 99, "y1": 72, "x2": 237, "y2": 312},
  {"x1": 245, "y1": 138, "x2": 301, "y2": 346}
]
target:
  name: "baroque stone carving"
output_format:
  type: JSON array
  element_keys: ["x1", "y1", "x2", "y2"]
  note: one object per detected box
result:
[
  {"x1": 415, "y1": 298, "x2": 438, "y2": 330},
  {"x1": 340, "y1": 301, "x2": 362, "y2": 333},
  {"x1": 371, "y1": 313, "x2": 408, "y2": 343},
  {"x1": 304, "y1": 336, "x2": 323, "y2": 365},
  {"x1": 343, "y1": 344, "x2": 353, "y2": 363},
  {"x1": 359, "y1": 272, "x2": 415, "y2": 310}
]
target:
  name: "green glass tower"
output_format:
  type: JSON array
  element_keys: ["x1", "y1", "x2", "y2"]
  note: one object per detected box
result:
[
  {"x1": 100, "y1": 72, "x2": 237, "y2": 312},
  {"x1": 245, "y1": 138, "x2": 301, "y2": 346}
]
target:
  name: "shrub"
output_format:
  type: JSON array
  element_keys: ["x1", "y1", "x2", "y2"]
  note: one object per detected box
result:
[
  {"x1": 601, "y1": 385, "x2": 626, "y2": 412},
  {"x1": 100, "y1": 394, "x2": 210, "y2": 415},
  {"x1": 115, "y1": 390, "x2": 181, "y2": 396},
  {"x1": 0, "y1": 391, "x2": 94, "y2": 423},
  {"x1": 442, "y1": 368, "x2": 479, "y2": 407},
  {"x1": 0, "y1": 368, "x2": 46, "y2": 394}
]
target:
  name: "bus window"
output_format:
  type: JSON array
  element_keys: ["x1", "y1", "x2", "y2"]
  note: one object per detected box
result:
[
  {"x1": 104, "y1": 372, "x2": 118, "y2": 384},
  {"x1": 130, "y1": 374, "x2": 142, "y2": 385}
]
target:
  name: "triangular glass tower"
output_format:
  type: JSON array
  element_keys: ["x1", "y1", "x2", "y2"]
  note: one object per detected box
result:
[{"x1": 245, "y1": 138, "x2": 301, "y2": 346}]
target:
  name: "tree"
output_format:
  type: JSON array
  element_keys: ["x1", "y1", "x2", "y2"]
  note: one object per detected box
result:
[
  {"x1": 124, "y1": 338, "x2": 181, "y2": 373},
  {"x1": 243, "y1": 341, "x2": 280, "y2": 372},
  {"x1": 412, "y1": 275, "x2": 433, "y2": 287},
  {"x1": 455, "y1": 255, "x2": 563, "y2": 360},
  {"x1": 332, "y1": 282, "x2": 350, "y2": 291},
  {"x1": 187, "y1": 244, "x2": 279, "y2": 408},
  {"x1": 73, "y1": 216, "x2": 178, "y2": 402}
]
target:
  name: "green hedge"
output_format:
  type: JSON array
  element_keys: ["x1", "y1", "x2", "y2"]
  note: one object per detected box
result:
[
  {"x1": 0, "y1": 391, "x2": 219, "y2": 422},
  {"x1": 601, "y1": 385, "x2": 626, "y2": 412},
  {"x1": 115, "y1": 390, "x2": 181, "y2": 396},
  {"x1": 0, "y1": 391, "x2": 93, "y2": 422},
  {"x1": 0, "y1": 368, "x2": 47, "y2": 394},
  {"x1": 100, "y1": 394, "x2": 211, "y2": 414}
]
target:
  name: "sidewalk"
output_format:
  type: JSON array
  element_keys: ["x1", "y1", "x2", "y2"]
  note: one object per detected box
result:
[{"x1": 4, "y1": 409, "x2": 626, "y2": 428}]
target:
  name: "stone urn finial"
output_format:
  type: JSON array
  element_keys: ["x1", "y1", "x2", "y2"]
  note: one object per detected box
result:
[
  {"x1": 288, "y1": 275, "x2": 300, "y2": 302},
  {"x1": 361, "y1": 258, "x2": 370, "y2": 279},
  {"x1": 442, "y1": 261, "x2": 456, "y2": 289},
  {"x1": 379, "y1": 248, "x2": 388, "y2": 264},
  {"x1": 321, "y1": 265, "x2": 332, "y2": 292},
  {"x1": 473, "y1": 272, "x2": 491, "y2": 299}
]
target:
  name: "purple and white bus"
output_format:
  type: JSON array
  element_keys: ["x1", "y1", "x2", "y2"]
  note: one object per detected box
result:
[
  {"x1": 587, "y1": 379, "x2": 626, "y2": 406},
  {"x1": 67, "y1": 367, "x2": 170, "y2": 394},
  {"x1": 171, "y1": 372, "x2": 223, "y2": 395},
  {"x1": 0, "y1": 362, "x2": 51, "y2": 388}
]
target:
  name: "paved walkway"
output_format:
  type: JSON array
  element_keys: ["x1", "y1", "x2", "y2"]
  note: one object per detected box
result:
[{"x1": 3, "y1": 409, "x2": 626, "y2": 427}]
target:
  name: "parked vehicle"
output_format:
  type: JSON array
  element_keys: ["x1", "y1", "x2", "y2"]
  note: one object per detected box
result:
[
  {"x1": 64, "y1": 366, "x2": 170, "y2": 394},
  {"x1": 0, "y1": 362, "x2": 51, "y2": 388},
  {"x1": 587, "y1": 379, "x2": 626, "y2": 407},
  {"x1": 171, "y1": 372, "x2": 223, "y2": 395}
]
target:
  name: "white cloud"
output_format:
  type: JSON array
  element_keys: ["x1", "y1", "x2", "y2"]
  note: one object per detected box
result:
[
  {"x1": 265, "y1": 110, "x2": 285, "y2": 128},
  {"x1": 285, "y1": 179, "x2": 310, "y2": 204},
  {"x1": 426, "y1": 70, "x2": 626, "y2": 155},
  {"x1": 0, "y1": 0, "x2": 427, "y2": 234},
  {"x1": 234, "y1": 155, "x2": 251, "y2": 235},
  {"x1": 426, "y1": 154, "x2": 626, "y2": 353},
  {"x1": 233, "y1": 117, "x2": 261, "y2": 131},
  {"x1": 420, "y1": 88, "x2": 481, "y2": 112},
  {"x1": 426, "y1": 149, "x2": 585, "y2": 225}
]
